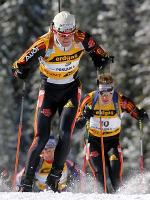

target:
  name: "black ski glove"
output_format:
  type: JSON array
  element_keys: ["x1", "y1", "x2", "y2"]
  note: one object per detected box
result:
[
  {"x1": 138, "y1": 108, "x2": 149, "y2": 123},
  {"x1": 83, "y1": 106, "x2": 93, "y2": 120},
  {"x1": 12, "y1": 68, "x2": 26, "y2": 79},
  {"x1": 92, "y1": 54, "x2": 114, "y2": 70},
  {"x1": 12, "y1": 62, "x2": 29, "y2": 79}
]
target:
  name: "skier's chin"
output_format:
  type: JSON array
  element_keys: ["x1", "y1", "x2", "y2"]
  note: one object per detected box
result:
[{"x1": 102, "y1": 97, "x2": 110, "y2": 104}]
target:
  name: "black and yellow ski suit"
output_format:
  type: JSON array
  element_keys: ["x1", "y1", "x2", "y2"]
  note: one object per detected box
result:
[
  {"x1": 12, "y1": 30, "x2": 109, "y2": 183},
  {"x1": 76, "y1": 90, "x2": 143, "y2": 192}
]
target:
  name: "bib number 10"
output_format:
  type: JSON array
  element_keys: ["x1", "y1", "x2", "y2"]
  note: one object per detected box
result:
[{"x1": 102, "y1": 121, "x2": 109, "y2": 127}]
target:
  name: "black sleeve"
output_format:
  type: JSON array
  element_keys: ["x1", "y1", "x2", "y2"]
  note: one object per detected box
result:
[
  {"x1": 81, "y1": 32, "x2": 98, "y2": 53},
  {"x1": 81, "y1": 31, "x2": 113, "y2": 69},
  {"x1": 12, "y1": 35, "x2": 47, "y2": 79}
]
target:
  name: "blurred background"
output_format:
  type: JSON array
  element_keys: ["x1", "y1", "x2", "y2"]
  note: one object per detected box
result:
[{"x1": 0, "y1": 0, "x2": 149, "y2": 182}]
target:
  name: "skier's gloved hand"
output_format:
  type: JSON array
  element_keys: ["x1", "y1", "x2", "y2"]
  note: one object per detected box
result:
[
  {"x1": 12, "y1": 68, "x2": 25, "y2": 79},
  {"x1": 12, "y1": 62, "x2": 29, "y2": 79},
  {"x1": 83, "y1": 106, "x2": 93, "y2": 120},
  {"x1": 138, "y1": 108, "x2": 149, "y2": 123},
  {"x1": 93, "y1": 54, "x2": 114, "y2": 70}
]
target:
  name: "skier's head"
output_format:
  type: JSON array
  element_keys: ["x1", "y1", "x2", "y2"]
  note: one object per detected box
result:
[
  {"x1": 53, "y1": 11, "x2": 76, "y2": 33},
  {"x1": 44, "y1": 137, "x2": 56, "y2": 149},
  {"x1": 98, "y1": 74, "x2": 114, "y2": 103},
  {"x1": 52, "y1": 11, "x2": 76, "y2": 47},
  {"x1": 41, "y1": 137, "x2": 56, "y2": 161}
]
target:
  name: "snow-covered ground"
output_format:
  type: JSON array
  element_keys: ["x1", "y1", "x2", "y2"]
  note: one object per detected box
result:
[
  {"x1": 0, "y1": 192, "x2": 150, "y2": 200},
  {"x1": 0, "y1": 172, "x2": 150, "y2": 200}
]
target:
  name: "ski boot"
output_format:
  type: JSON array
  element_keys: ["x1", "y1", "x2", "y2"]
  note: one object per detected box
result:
[
  {"x1": 46, "y1": 166, "x2": 63, "y2": 192},
  {"x1": 18, "y1": 176, "x2": 33, "y2": 192}
]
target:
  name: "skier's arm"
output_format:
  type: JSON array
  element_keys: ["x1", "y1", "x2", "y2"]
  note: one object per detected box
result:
[
  {"x1": 75, "y1": 30, "x2": 113, "y2": 70},
  {"x1": 76, "y1": 94, "x2": 93, "y2": 129},
  {"x1": 12, "y1": 35, "x2": 47, "y2": 79},
  {"x1": 120, "y1": 95, "x2": 149, "y2": 122}
]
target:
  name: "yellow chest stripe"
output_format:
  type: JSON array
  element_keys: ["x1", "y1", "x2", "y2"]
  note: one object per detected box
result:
[
  {"x1": 46, "y1": 49, "x2": 83, "y2": 63},
  {"x1": 88, "y1": 128, "x2": 120, "y2": 137}
]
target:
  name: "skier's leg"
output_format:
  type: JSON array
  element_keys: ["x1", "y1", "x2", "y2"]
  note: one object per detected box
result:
[
  {"x1": 88, "y1": 137, "x2": 106, "y2": 193},
  {"x1": 109, "y1": 145, "x2": 123, "y2": 191},
  {"x1": 20, "y1": 89, "x2": 56, "y2": 192},
  {"x1": 46, "y1": 87, "x2": 80, "y2": 192}
]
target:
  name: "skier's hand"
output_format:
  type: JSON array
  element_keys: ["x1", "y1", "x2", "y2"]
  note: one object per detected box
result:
[
  {"x1": 12, "y1": 62, "x2": 28, "y2": 79},
  {"x1": 138, "y1": 108, "x2": 149, "y2": 123},
  {"x1": 83, "y1": 106, "x2": 93, "y2": 120},
  {"x1": 94, "y1": 55, "x2": 114, "y2": 70},
  {"x1": 12, "y1": 68, "x2": 25, "y2": 79}
]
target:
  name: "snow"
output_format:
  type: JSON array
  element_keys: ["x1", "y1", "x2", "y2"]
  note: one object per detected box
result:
[
  {"x1": 0, "y1": 192, "x2": 150, "y2": 200},
  {"x1": 0, "y1": 172, "x2": 150, "y2": 200}
]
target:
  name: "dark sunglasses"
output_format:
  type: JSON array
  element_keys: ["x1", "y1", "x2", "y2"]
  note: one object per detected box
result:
[{"x1": 100, "y1": 88, "x2": 114, "y2": 95}]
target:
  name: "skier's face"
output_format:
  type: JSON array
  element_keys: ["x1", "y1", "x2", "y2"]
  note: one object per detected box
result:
[
  {"x1": 99, "y1": 84, "x2": 114, "y2": 104},
  {"x1": 54, "y1": 30, "x2": 75, "y2": 47},
  {"x1": 100, "y1": 91, "x2": 113, "y2": 104},
  {"x1": 57, "y1": 33, "x2": 74, "y2": 47},
  {"x1": 42, "y1": 148, "x2": 55, "y2": 161}
]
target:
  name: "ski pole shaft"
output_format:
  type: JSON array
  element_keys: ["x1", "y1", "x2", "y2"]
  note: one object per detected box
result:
[
  {"x1": 58, "y1": 0, "x2": 61, "y2": 12},
  {"x1": 12, "y1": 81, "x2": 26, "y2": 191},
  {"x1": 87, "y1": 159, "x2": 98, "y2": 192},
  {"x1": 139, "y1": 120, "x2": 144, "y2": 175}
]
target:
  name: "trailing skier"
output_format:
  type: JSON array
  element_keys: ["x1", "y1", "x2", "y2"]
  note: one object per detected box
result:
[
  {"x1": 16, "y1": 137, "x2": 82, "y2": 192},
  {"x1": 76, "y1": 74, "x2": 149, "y2": 193}
]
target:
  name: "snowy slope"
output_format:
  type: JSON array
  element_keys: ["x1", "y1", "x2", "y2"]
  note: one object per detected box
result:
[
  {"x1": 0, "y1": 172, "x2": 150, "y2": 200},
  {"x1": 0, "y1": 192, "x2": 150, "y2": 200}
]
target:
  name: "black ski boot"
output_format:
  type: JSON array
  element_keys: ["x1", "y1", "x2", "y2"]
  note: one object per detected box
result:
[
  {"x1": 18, "y1": 176, "x2": 33, "y2": 192},
  {"x1": 46, "y1": 166, "x2": 63, "y2": 192}
]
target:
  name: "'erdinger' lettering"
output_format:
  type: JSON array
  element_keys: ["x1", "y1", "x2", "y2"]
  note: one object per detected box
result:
[
  {"x1": 50, "y1": 50, "x2": 83, "y2": 62},
  {"x1": 25, "y1": 46, "x2": 39, "y2": 62},
  {"x1": 94, "y1": 110, "x2": 116, "y2": 116},
  {"x1": 56, "y1": 54, "x2": 78, "y2": 62}
]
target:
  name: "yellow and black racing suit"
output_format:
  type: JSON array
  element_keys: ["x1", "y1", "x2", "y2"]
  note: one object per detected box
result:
[
  {"x1": 76, "y1": 90, "x2": 142, "y2": 192},
  {"x1": 12, "y1": 30, "x2": 109, "y2": 183}
]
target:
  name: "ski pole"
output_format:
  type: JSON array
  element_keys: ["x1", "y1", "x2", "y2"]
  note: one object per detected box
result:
[
  {"x1": 81, "y1": 139, "x2": 89, "y2": 192},
  {"x1": 87, "y1": 159, "x2": 98, "y2": 192},
  {"x1": 58, "y1": 0, "x2": 61, "y2": 12},
  {"x1": 138, "y1": 119, "x2": 144, "y2": 176},
  {"x1": 12, "y1": 81, "x2": 26, "y2": 191},
  {"x1": 96, "y1": 69, "x2": 107, "y2": 193},
  {"x1": 109, "y1": 56, "x2": 114, "y2": 74}
]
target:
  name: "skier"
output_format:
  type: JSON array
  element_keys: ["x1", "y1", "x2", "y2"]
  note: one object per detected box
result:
[
  {"x1": 12, "y1": 11, "x2": 112, "y2": 192},
  {"x1": 76, "y1": 74, "x2": 149, "y2": 192},
  {"x1": 16, "y1": 137, "x2": 81, "y2": 192}
]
